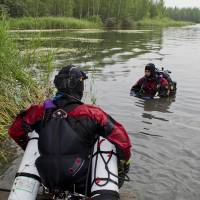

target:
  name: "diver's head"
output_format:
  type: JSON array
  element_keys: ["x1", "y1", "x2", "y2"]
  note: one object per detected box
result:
[
  {"x1": 145, "y1": 63, "x2": 156, "y2": 78},
  {"x1": 54, "y1": 65, "x2": 88, "y2": 100}
]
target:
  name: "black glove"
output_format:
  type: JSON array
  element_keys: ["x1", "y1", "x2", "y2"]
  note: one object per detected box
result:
[
  {"x1": 118, "y1": 159, "x2": 130, "y2": 175},
  {"x1": 124, "y1": 161, "x2": 130, "y2": 174},
  {"x1": 118, "y1": 159, "x2": 130, "y2": 188}
]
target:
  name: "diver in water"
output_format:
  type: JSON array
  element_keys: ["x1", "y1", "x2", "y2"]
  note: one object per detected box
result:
[
  {"x1": 131, "y1": 63, "x2": 170, "y2": 98},
  {"x1": 8, "y1": 65, "x2": 132, "y2": 200}
]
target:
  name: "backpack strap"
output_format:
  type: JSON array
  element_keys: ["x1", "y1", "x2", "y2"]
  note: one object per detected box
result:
[
  {"x1": 42, "y1": 99, "x2": 57, "y2": 126},
  {"x1": 138, "y1": 77, "x2": 147, "y2": 95},
  {"x1": 155, "y1": 74, "x2": 161, "y2": 89},
  {"x1": 42, "y1": 98, "x2": 83, "y2": 126}
]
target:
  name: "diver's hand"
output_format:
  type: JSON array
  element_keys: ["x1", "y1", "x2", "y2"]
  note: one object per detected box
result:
[
  {"x1": 124, "y1": 160, "x2": 130, "y2": 174},
  {"x1": 118, "y1": 159, "x2": 130, "y2": 188},
  {"x1": 119, "y1": 159, "x2": 130, "y2": 174}
]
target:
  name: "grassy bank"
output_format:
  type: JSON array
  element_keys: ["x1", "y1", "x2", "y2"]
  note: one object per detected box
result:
[
  {"x1": 0, "y1": 19, "x2": 54, "y2": 142},
  {"x1": 4, "y1": 16, "x2": 193, "y2": 31},
  {"x1": 8, "y1": 17, "x2": 103, "y2": 30},
  {"x1": 137, "y1": 17, "x2": 193, "y2": 27}
]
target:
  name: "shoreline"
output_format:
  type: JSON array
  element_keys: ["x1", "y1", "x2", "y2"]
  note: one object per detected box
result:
[{"x1": 4, "y1": 17, "x2": 194, "y2": 31}]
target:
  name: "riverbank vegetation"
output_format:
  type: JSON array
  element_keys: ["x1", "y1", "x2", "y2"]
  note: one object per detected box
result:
[
  {"x1": 1, "y1": 0, "x2": 199, "y2": 29},
  {"x1": 138, "y1": 17, "x2": 192, "y2": 27},
  {"x1": 8, "y1": 17, "x2": 102, "y2": 30},
  {"x1": 0, "y1": 20, "x2": 54, "y2": 142}
]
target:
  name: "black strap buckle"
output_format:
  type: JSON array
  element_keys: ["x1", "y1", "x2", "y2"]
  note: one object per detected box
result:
[{"x1": 52, "y1": 109, "x2": 68, "y2": 118}]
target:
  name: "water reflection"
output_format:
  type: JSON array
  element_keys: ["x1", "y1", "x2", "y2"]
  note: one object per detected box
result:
[
  {"x1": 13, "y1": 29, "x2": 163, "y2": 75},
  {"x1": 4, "y1": 25, "x2": 200, "y2": 200},
  {"x1": 132, "y1": 96, "x2": 176, "y2": 138},
  {"x1": 142, "y1": 112, "x2": 168, "y2": 121},
  {"x1": 135, "y1": 95, "x2": 176, "y2": 113}
]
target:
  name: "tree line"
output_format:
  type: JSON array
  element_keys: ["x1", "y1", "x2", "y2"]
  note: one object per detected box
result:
[
  {"x1": 1, "y1": 0, "x2": 200, "y2": 23},
  {"x1": 166, "y1": 7, "x2": 200, "y2": 23},
  {"x1": 0, "y1": 0, "x2": 164, "y2": 20}
]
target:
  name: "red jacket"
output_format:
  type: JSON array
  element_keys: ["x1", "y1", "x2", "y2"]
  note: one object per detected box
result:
[
  {"x1": 9, "y1": 101, "x2": 131, "y2": 161},
  {"x1": 132, "y1": 76, "x2": 168, "y2": 97}
]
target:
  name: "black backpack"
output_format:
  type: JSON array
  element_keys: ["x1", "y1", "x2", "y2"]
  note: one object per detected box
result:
[
  {"x1": 36, "y1": 108, "x2": 90, "y2": 193},
  {"x1": 156, "y1": 68, "x2": 177, "y2": 93}
]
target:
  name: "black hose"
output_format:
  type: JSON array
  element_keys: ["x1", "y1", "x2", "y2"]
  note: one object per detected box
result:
[
  {"x1": 0, "y1": 188, "x2": 10, "y2": 192},
  {"x1": 84, "y1": 148, "x2": 94, "y2": 199},
  {"x1": 92, "y1": 138, "x2": 131, "y2": 188},
  {"x1": 99, "y1": 150, "x2": 131, "y2": 182}
]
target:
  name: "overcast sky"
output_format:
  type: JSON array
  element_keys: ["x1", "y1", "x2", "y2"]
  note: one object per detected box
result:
[{"x1": 164, "y1": 0, "x2": 200, "y2": 8}]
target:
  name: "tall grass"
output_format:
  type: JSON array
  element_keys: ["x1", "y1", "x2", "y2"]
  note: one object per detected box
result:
[
  {"x1": 0, "y1": 19, "x2": 54, "y2": 141},
  {"x1": 3, "y1": 16, "x2": 192, "y2": 31},
  {"x1": 8, "y1": 17, "x2": 103, "y2": 30},
  {"x1": 137, "y1": 17, "x2": 193, "y2": 27}
]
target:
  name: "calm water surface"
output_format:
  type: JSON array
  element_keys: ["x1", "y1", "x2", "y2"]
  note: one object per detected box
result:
[{"x1": 1, "y1": 25, "x2": 200, "y2": 200}]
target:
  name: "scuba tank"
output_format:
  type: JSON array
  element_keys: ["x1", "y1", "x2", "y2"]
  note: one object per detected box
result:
[
  {"x1": 91, "y1": 137, "x2": 119, "y2": 200},
  {"x1": 8, "y1": 131, "x2": 40, "y2": 200},
  {"x1": 8, "y1": 134, "x2": 121, "y2": 200},
  {"x1": 156, "y1": 67, "x2": 177, "y2": 95}
]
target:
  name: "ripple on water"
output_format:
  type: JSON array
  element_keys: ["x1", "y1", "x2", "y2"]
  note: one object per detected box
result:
[{"x1": 2, "y1": 25, "x2": 200, "y2": 200}]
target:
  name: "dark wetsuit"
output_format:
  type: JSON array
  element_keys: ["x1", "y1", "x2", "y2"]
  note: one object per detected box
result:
[{"x1": 131, "y1": 76, "x2": 169, "y2": 98}]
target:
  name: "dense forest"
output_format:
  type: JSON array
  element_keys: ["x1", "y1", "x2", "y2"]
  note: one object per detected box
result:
[
  {"x1": 0, "y1": 0, "x2": 164, "y2": 20},
  {"x1": 0, "y1": 0, "x2": 199, "y2": 23},
  {"x1": 166, "y1": 7, "x2": 200, "y2": 23}
]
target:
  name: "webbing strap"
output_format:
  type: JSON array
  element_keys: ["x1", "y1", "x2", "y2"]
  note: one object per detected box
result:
[{"x1": 15, "y1": 172, "x2": 41, "y2": 183}]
